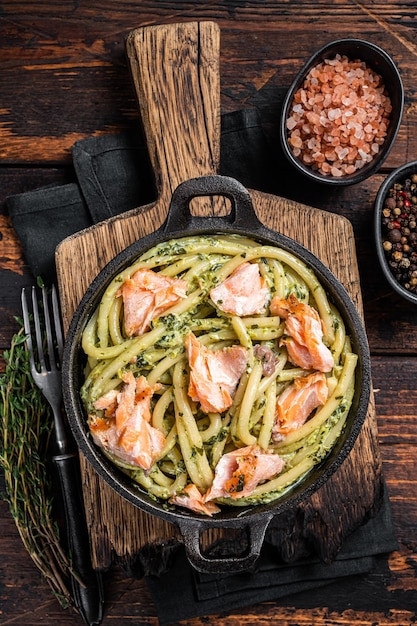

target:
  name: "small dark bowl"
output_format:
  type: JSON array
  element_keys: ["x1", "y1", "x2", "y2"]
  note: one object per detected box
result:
[
  {"x1": 280, "y1": 39, "x2": 404, "y2": 186},
  {"x1": 374, "y1": 161, "x2": 417, "y2": 305}
]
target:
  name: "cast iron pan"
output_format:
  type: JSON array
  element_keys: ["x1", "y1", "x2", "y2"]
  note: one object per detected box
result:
[{"x1": 63, "y1": 173, "x2": 371, "y2": 574}]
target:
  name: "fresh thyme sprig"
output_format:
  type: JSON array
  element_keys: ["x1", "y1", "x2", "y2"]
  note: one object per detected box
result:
[{"x1": 0, "y1": 320, "x2": 73, "y2": 608}]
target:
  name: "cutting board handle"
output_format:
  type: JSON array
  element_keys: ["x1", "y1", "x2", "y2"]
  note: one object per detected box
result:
[{"x1": 125, "y1": 21, "x2": 221, "y2": 210}]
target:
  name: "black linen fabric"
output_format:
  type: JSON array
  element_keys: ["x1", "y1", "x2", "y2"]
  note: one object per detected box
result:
[
  {"x1": 6, "y1": 108, "x2": 398, "y2": 623},
  {"x1": 72, "y1": 130, "x2": 156, "y2": 224},
  {"x1": 7, "y1": 183, "x2": 91, "y2": 285},
  {"x1": 145, "y1": 487, "x2": 397, "y2": 625}
]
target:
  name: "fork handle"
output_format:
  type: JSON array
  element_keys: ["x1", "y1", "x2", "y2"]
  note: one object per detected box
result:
[{"x1": 53, "y1": 451, "x2": 104, "y2": 625}]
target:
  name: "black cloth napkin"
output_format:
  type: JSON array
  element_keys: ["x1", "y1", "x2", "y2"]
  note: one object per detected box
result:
[
  {"x1": 6, "y1": 108, "x2": 398, "y2": 623},
  {"x1": 145, "y1": 486, "x2": 397, "y2": 625}
]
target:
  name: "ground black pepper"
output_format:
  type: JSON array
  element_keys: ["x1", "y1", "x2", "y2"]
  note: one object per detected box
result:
[{"x1": 381, "y1": 172, "x2": 417, "y2": 294}]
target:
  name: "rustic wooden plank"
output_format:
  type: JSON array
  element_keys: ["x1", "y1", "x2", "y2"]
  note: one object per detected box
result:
[
  {"x1": 373, "y1": 356, "x2": 417, "y2": 445},
  {"x1": 0, "y1": 2, "x2": 416, "y2": 163},
  {"x1": 1, "y1": 4, "x2": 417, "y2": 624},
  {"x1": 0, "y1": 168, "x2": 74, "y2": 205}
]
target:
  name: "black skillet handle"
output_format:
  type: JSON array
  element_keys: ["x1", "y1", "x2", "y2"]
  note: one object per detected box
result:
[
  {"x1": 163, "y1": 175, "x2": 263, "y2": 234},
  {"x1": 177, "y1": 514, "x2": 273, "y2": 574}
]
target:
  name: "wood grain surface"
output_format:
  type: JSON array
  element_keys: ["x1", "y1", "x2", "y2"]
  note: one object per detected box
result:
[
  {"x1": 55, "y1": 21, "x2": 381, "y2": 571},
  {"x1": 1, "y1": 3, "x2": 417, "y2": 625}
]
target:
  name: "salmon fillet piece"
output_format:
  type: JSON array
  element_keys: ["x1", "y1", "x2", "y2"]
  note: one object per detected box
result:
[
  {"x1": 90, "y1": 371, "x2": 165, "y2": 471},
  {"x1": 186, "y1": 332, "x2": 248, "y2": 414},
  {"x1": 273, "y1": 371, "x2": 329, "y2": 442},
  {"x1": 170, "y1": 483, "x2": 220, "y2": 516},
  {"x1": 270, "y1": 294, "x2": 334, "y2": 372},
  {"x1": 210, "y1": 262, "x2": 269, "y2": 316},
  {"x1": 204, "y1": 445, "x2": 285, "y2": 501},
  {"x1": 119, "y1": 268, "x2": 188, "y2": 336}
]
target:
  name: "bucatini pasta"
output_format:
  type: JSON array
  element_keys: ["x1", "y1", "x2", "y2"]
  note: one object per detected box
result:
[{"x1": 80, "y1": 234, "x2": 358, "y2": 514}]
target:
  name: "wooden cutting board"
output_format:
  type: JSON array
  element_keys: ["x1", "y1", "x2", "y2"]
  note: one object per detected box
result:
[{"x1": 55, "y1": 21, "x2": 382, "y2": 571}]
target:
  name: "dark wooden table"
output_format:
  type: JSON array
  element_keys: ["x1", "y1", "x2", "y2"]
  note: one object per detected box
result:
[{"x1": 1, "y1": 2, "x2": 417, "y2": 625}]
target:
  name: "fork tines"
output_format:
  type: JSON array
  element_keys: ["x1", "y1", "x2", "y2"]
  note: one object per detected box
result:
[{"x1": 21, "y1": 285, "x2": 64, "y2": 374}]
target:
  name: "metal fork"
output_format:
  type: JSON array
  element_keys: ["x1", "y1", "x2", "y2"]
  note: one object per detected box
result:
[
  {"x1": 22, "y1": 284, "x2": 68, "y2": 454},
  {"x1": 22, "y1": 285, "x2": 104, "y2": 626}
]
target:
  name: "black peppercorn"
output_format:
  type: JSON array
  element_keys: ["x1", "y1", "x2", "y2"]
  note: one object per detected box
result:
[{"x1": 388, "y1": 229, "x2": 401, "y2": 243}]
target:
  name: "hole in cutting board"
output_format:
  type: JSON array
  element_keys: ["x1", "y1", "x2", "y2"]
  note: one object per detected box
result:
[{"x1": 190, "y1": 195, "x2": 231, "y2": 218}]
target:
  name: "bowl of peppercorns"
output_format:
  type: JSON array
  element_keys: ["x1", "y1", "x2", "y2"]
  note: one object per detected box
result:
[{"x1": 375, "y1": 161, "x2": 417, "y2": 304}]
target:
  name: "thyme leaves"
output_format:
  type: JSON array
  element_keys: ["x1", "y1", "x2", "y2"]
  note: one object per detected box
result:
[{"x1": 0, "y1": 322, "x2": 73, "y2": 608}]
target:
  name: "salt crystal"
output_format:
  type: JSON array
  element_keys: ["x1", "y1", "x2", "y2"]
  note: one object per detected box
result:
[
  {"x1": 336, "y1": 147, "x2": 348, "y2": 159},
  {"x1": 306, "y1": 111, "x2": 321, "y2": 125},
  {"x1": 289, "y1": 134, "x2": 303, "y2": 149},
  {"x1": 354, "y1": 126, "x2": 364, "y2": 139},
  {"x1": 324, "y1": 149, "x2": 337, "y2": 161},
  {"x1": 323, "y1": 93, "x2": 332, "y2": 107},
  {"x1": 287, "y1": 117, "x2": 298, "y2": 131}
]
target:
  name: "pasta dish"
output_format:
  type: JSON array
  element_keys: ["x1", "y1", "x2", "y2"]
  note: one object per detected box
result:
[{"x1": 80, "y1": 234, "x2": 357, "y2": 515}]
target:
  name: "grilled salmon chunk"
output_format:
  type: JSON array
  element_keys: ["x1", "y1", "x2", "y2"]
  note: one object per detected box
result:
[
  {"x1": 170, "y1": 483, "x2": 220, "y2": 516},
  {"x1": 90, "y1": 372, "x2": 165, "y2": 471},
  {"x1": 186, "y1": 332, "x2": 248, "y2": 414},
  {"x1": 204, "y1": 445, "x2": 285, "y2": 501},
  {"x1": 210, "y1": 261, "x2": 269, "y2": 316},
  {"x1": 270, "y1": 294, "x2": 334, "y2": 372},
  {"x1": 118, "y1": 267, "x2": 188, "y2": 336},
  {"x1": 273, "y1": 371, "x2": 329, "y2": 442}
]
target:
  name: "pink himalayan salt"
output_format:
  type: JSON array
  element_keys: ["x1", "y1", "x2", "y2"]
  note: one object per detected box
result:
[{"x1": 286, "y1": 54, "x2": 392, "y2": 177}]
